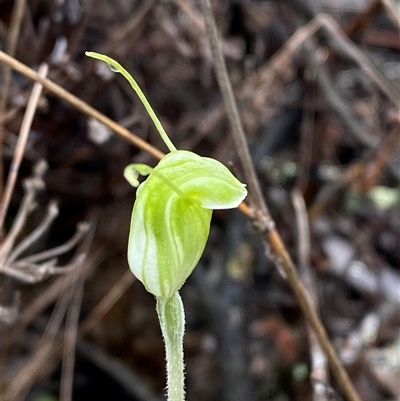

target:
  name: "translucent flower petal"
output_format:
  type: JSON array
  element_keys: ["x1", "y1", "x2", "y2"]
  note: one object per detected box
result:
[{"x1": 127, "y1": 150, "x2": 247, "y2": 298}]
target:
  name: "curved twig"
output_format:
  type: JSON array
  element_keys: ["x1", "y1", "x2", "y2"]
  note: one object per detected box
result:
[{"x1": 199, "y1": 1, "x2": 361, "y2": 401}]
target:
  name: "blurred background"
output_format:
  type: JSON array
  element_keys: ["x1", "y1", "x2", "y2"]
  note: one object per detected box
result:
[{"x1": 1, "y1": 0, "x2": 399, "y2": 400}]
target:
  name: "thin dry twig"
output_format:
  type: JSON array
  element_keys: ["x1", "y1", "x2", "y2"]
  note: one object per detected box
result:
[
  {"x1": 2, "y1": 222, "x2": 94, "y2": 401},
  {"x1": 0, "y1": 248, "x2": 99, "y2": 377},
  {"x1": 317, "y1": 14, "x2": 399, "y2": 106},
  {"x1": 0, "y1": 51, "x2": 164, "y2": 160},
  {"x1": 14, "y1": 248, "x2": 98, "y2": 334},
  {"x1": 3, "y1": 340, "x2": 56, "y2": 401},
  {"x1": 309, "y1": 117, "x2": 400, "y2": 220},
  {"x1": 60, "y1": 266, "x2": 85, "y2": 401},
  {"x1": 0, "y1": 160, "x2": 47, "y2": 259},
  {"x1": 292, "y1": 189, "x2": 329, "y2": 401},
  {"x1": 17, "y1": 222, "x2": 90, "y2": 265},
  {"x1": 199, "y1": 0, "x2": 272, "y2": 230},
  {"x1": 173, "y1": 0, "x2": 205, "y2": 31},
  {"x1": 196, "y1": 12, "x2": 399, "y2": 146},
  {"x1": 355, "y1": 122, "x2": 400, "y2": 191},
  {"x1": 305, "y1": 41, "x2": 378, "y2": 150},
  {"x1": 60, "y1": 222, "x2": 96, "y2": 401},
  {"x1": 4, "y1": 271, "x2": 77, "y2": 401},
  {"x1": 0, "y1": 63, "x2": 48, "y2": 232},
  {"x1": 0, "y1": 0, "x2": 27, "y2": 115},
  {"x1": 296, "y1": 72, "x2": 316, "y2": 193},
  {"x1": 0, "y1": 52, "x2": 252, "y2": 219},
  {"x1": 102, "y1": 0, "x2": 156, "y2": 56},
  {"x1": 79, "y1": 269, "x2": 135, "y2": 337},
  {"x1": 2, "y1": 266, "x2": 135, "y2": 401},
  {"x1": 7, "y1": 200, "x2": 58, "y2": 263},
  {"x1": 0, "y1": 292, "x2": 20, "y2": 325},
  {"x1": 340, "y1": 301, "x2": 399, "y2": 364},
  {"x1": 1, "y1": 162, "x2": 90, "y2": 285},
  {"x1": 381, "y1": 0, "x2": 400, "y2": 28},
  {"x1": 199, "y1": 1, "x2": 361, "y2": 401},
  {"x1": 77, "y1": 340, "x2": 162, "y2": 401},
  {"x1": 343, "y1": 0, "x2": 382, "y2": 36}
]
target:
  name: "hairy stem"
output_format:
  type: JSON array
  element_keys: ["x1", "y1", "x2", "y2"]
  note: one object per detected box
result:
[{"x1": 156, "y1": 293, "x2": 185, "y2": 401}]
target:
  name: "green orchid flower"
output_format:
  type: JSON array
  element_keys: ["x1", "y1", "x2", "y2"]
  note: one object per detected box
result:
[
  {"x1": 85, "y1": 51, "x2": 247, "y2": 401},
  {"x1": 124, "y1": 150, "x2": 246, "y2": 298}
]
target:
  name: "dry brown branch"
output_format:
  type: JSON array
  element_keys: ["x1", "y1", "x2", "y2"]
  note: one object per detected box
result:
[
  {"x1": 173, "y1": 0, "x2": 205, "y2": 31},
  {"x1": 61, "y1": 270, "x2": 85, "y2": 401},
  {"x1": 194, "y1": 12, "x2": 324, "y2": 142},
  {"x1": 3, "y1": 265, "x2": 83, "y2": 401},
  {"x1": 0, "y1": 0, "x2": 26, "y2": 115},
  {"x1": 382, "y1": 0, "x2": 400, "y2": 28},
  {"x1": 1, "y1": 6, "x2": 396, "y2": 396},
  {"x1": 61, "y1": 223, "x2": 96, "y2": 401},
  {"x1": 3, "y1": 341, "x2": 56, "y2": 401},
  {"x1": 0, "y1": 51, "x2": 251, "y2": 221},
  {"x1": 0, "y1": 51, "x2": 164, "y2": 160},
  {"x1": 195, "y1": 12, "x2": 399, "y2": 146},
  {"x1": 8, "y1": 282, "x2": 74, "y2": 401},
  {"x1": 316, "y1": 15, "x2": 399, "y2": 106},
  {"x1": 1, "y1": 190, "x2": 89, "y2": 285},
  {"x1": 309, "y1": 117, "x2": 400, "y2": 220},
  {"x1": 0, "y1": 160, "x2": 47, "y2": 259},
  {"x1": 0, "y1": 63, "x2": 48, "y2": 232},
  {"x1": 199, "y1": 1, "x2": 361, "y2": 401},
  {"x1": 2, "y1": 222, "x2": 94, "y2": 401},
  {"x1": 292, "y1": 189, "x2": 329, "y2": 401},
  {"x1": 101, "y1": 0, "x2": 156, "y2": 56},
  {"x1": 340, "y1": 301, "x2": 399, "y2": 364},
  {"x1": 79, "y1": 269, "x2": 135, "y2": 337},
  {"x1": 199, "y1": 0, "x2": 272, "y2": 228},
  {"x1": 296, "y1": 75, "x2": 316, "y2": 193},
  {"x1": 305, "y1": 41, "x2": 378, "y2": 150},
  {"x1": 0, "y1": 292, "x2": 20, "y2": 325},
  {"x1": 15, "y1": 248, "x2": 98, "y2": 333},
  {"x1": 343, "y1": 0, "x2": 382, "y2": 36},
  {"x1": 354, "y1": 122, "x2": 400, "y2": 191},
  {"x1": 0, "y1": 250, "x2": 100, "y2": 382},
  {"x1": 77, "y1": 340, "x2": 162, "y2": 401},
  {"x1": 7, "y1": 201, "x2": 58, "y2": 263},
  {"x1": 2, "y1": 266, "x2": 135, "y2": 401},
  {"x1": 18, "y1": 223, "x2": 88, "y2": 264}
]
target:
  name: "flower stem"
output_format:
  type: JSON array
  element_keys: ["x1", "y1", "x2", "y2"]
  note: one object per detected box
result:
[
  {"x1": 85, "y1": 51, "x2": 177, "y2": 153},
  {"x1": 156, "y1": 293, "x2": 185, "y2": 401}
]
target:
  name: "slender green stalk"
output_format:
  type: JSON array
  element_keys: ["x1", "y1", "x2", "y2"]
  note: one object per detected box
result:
[
  {"x1": 85, "y1": 51, "x2": 177, "y2": 153},
  {"x1": 156, "y1": 293, "x2": 185, "y2": 401}
]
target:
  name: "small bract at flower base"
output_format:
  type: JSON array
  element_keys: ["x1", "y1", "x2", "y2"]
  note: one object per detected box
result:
[{"x1": 85, "y1": 51, "x2": 247, "y2": 401}]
